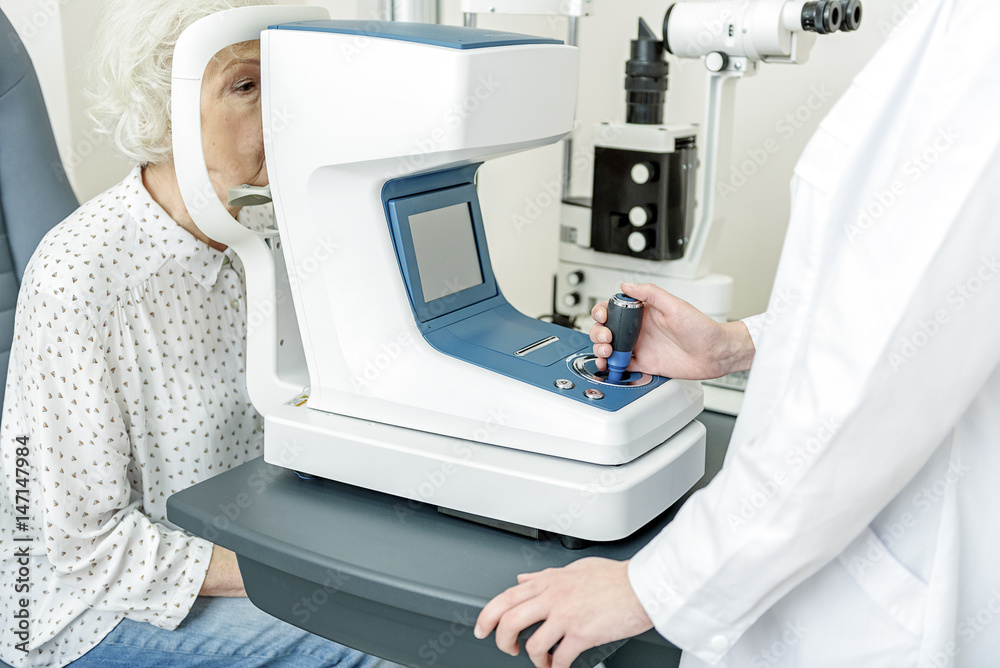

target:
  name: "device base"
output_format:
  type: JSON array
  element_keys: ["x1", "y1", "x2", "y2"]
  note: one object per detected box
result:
[{"x1": 265, "y1": 404, "x2": 706, "y2": 542}]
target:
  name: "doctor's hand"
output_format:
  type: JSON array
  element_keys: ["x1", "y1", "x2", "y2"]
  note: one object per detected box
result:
[
  {"x1": 591, "y1": 282, "x2": 754, "y2": 380},
  {"x1": 474, "y1": 557, "x2": 653, "y2": 668}
]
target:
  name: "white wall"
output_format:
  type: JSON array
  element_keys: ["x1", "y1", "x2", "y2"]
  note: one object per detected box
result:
[{"x1": 3, "y1": 0, "x2": 904, "y2": 319}]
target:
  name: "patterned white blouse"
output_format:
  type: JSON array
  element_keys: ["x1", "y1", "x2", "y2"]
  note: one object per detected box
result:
[{"x1": 0, "y1": 166, "x2": 267, "y2": 667}]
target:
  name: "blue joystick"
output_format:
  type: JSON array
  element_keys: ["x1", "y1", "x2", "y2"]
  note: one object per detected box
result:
[{"x1": 605, "y1": 293, "x2": 644, "y2": 383}]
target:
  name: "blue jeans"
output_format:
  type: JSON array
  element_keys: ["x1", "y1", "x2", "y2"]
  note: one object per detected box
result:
[{"x1": 67, "y1": 597, "x2": 403, "y2": 667}]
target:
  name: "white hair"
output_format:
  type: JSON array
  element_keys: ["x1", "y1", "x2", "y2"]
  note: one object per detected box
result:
[{"x1": 86, "y1": 0, "x2": 273, "y2": 166}]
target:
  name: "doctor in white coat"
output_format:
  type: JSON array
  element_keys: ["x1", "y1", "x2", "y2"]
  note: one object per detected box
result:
[{"x1": 475, "y1": 0, "x2": 1000, "y2": 665}]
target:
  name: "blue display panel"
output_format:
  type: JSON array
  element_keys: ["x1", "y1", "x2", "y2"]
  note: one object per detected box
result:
[
  {"x1": 387, "y1": 184, "x2": 498, "y2": 324},
  {"x1": 382, "y1": 166, "x2": 668, "y2": 412}
]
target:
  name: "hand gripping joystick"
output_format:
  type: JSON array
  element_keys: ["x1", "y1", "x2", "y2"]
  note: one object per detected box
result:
[{"x1": 605, "y1": 293, "x2": 644, "y2": 383}]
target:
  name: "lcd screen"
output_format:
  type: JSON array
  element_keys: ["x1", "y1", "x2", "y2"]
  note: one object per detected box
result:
[{"x1": 409, "y1": 203, "x2": 484, "y2": 301}]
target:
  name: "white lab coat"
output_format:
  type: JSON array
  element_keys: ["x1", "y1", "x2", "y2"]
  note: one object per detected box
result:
[{"x1": 628, "y1": 1, "x2": 1000, "y2": 666}]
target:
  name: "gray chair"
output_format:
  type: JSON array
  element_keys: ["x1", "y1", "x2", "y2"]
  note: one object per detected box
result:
[{"x1": 1, "y1": 9, "x2": 79, "y2": 409}]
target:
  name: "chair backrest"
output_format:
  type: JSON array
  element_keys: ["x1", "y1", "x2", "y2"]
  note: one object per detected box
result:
[{"x1": 1, "y1": 9, "x2": 79, "y2": 409}]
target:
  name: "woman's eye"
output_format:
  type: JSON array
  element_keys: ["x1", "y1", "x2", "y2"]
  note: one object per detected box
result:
[{"x1": 234, "y1": 80, "x2": 257, "y2": 93}]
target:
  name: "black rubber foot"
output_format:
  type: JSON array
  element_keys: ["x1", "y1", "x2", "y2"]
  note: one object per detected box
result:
[{"x1": 559, "y1": 535, "x2": 590, "y2": 550}]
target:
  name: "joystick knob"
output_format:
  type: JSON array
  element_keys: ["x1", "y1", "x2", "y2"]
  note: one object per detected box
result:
[{"x1": 605, "y1": 293, "x2": 644, "y2": 383}]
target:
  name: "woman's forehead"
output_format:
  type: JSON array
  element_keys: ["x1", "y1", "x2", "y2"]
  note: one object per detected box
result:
[{"x1": 212, "y1": 39, "x2": 260, "y2": 65}]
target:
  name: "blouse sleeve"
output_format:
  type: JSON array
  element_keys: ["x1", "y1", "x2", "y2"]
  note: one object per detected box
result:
[{"x1": 10, "y1": 291, "x2": 213, "y2": 629}]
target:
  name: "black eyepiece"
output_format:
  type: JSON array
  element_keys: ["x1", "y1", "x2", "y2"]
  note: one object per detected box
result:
[
  {"x1": 839, "y1": 0, "x2": 863, "y2": 31},
  {"x1": 626, "y1": 18, "x2": 669, "y2": 125},
  {"x1": 802, "y1": 0, "x2": 842, "y2": 34}
]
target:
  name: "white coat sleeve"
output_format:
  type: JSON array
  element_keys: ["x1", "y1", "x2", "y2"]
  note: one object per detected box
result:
[
  {"x1": 739, "y1": 314, "x2": 766, "y2": 351},
  {"x1": 628, "y1": 19, "x2": 1000, "y2": 664},
  {"x1": 13, "y1": 293, "x2": 213, "y2": 630}
]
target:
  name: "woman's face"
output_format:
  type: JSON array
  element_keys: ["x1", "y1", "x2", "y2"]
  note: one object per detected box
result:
[{"x1": 201, "y1": 40, "x2": 267, "y2": 209}]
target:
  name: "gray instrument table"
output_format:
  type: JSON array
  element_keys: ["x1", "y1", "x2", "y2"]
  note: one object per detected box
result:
[{"x1": 166, "y1": 409, "x2": 736, "y2": 668}]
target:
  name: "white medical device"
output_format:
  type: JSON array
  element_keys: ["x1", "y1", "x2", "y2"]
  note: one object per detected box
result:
[
  {"x1": 458, "y1": 0, "x2": 860, "y2": 323},
  {"x1": 172, "y1": 7, "x2": 707, "y2": 544}
]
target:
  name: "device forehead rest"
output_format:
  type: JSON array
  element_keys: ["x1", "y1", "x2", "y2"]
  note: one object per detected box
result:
[
  {"x1": 172, "y1": 6, "x2": 329, "y2": 80},
  {"x1": 170, "y1": 5, "x2": 331, "y2": 418}
]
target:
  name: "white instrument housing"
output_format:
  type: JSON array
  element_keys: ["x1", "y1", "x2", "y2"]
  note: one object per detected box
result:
[{"x1": 172, "y1": 9, "x2": 707, "y2": 541}]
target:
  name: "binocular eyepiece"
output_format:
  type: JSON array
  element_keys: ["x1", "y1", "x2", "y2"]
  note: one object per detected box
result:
[{"x1": 802, "y1": 0, "x2": 863, "y2": 34}]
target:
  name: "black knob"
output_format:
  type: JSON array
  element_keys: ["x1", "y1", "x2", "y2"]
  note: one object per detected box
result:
[
  {"x1": 802, "y1": 0, "x2": 842, "y2": 34},
  {"x1": 839, "y1": 0, "x2": 863, "y2": 31}
]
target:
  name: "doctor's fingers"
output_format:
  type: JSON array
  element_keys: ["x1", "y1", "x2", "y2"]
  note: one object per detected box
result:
[
  {"x1": 517, "y1": 569, "x2": 553, "y2": 583},
  {"x1": 493, "y1": 595, "x2": 554, "y2": 656},
  {"x1": 621, "y1": 282, "x2": 678, "y2": 316},
  {"x1": 590, "y1": 300, "x2": 609, "y2": 324},
  {"x1": 589, "y1": 323, "x2": 612, "y2": 345},
  {"x1": 524, "y1": 619, "x2": 566, "y2": 668},
  {"x1": 475, "y1": 578, "x2": 546, "y2": 644},
  {"x1": 550, "y1": 634, "x2": 595, "y2": 668},
  {"x1": 592, "y1": 343, "x2": 612, "y2": 365}
]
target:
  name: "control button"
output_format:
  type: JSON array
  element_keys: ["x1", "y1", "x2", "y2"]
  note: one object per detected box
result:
[
  {"x1": 563, "y1": 292, "x2": 581, "y2": 308},
  {"x1": 705, "y1": 51, "x2": 729, "y2": 73},
  {"x1": 628, "y1": 206, "x2": 650, "y2": 227},
  {"x1": 584, "y1": 388, "x2": 605, "y2": 400},
  {"x1": 710, "y1": 635, "x2": 730, "y2": 652},
  {"x1": 554, "y1": 379, "x2": 575, "y2": 390},
  {"x1": 630, "y1": 162, "x2": 652, "y2": 185},
  {"x1": 627, "y1": 231, "x2": 648, "y2": 252},
  {"x1": 566, "y1": 270, "x2": 584, "y2": 286}
]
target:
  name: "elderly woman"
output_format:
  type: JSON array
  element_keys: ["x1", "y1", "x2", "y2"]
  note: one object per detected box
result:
[{"x1": 0, "y1": 1, "x2": 393, "y2": 667}]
